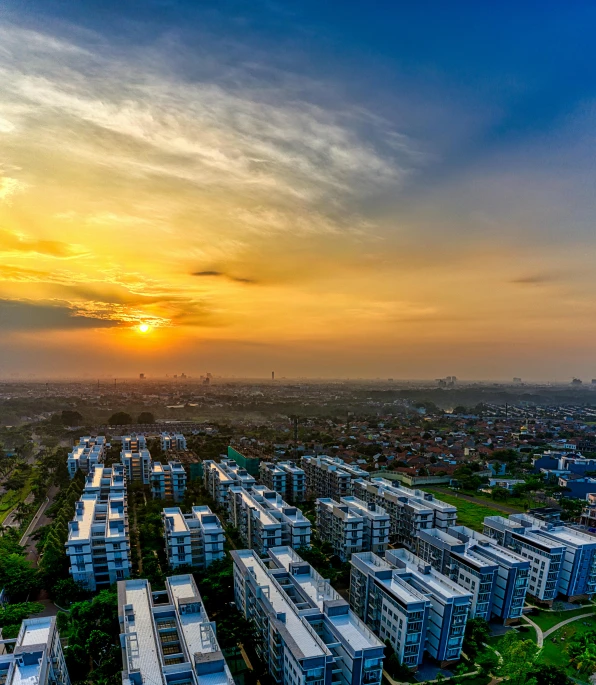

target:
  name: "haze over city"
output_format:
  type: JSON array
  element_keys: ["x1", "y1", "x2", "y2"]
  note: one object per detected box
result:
[{"x1": 1, "y1": 1, "x2": 596, "y2": 380}]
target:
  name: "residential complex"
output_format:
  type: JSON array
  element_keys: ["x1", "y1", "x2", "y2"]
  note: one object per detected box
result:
[
  {"x1": 67, "y1": 435, "x2": 107, "y2": 478},
  {"x1": 151, "y1": 460, "x2": 187, "y2": 502},
  {"x1": 350, "y1": 549, "x2": 471, "y2": 668},
  {"x1": 483, "y1": 514, "x2": 596, "y2": 603},
  {"x1": 121, "y1": 448, "x2": 152, "y2": 485},
  {"x1": 161, "y1": 432, "x2": 187, "y2": 451},
  {"x1": 351, "y1": 478, "x2": 457, "y2": 550},
  {"x1": 203, "y1": 459, "x2": 256, "y2": 506},
  {"x1": 0, "y1": 617, "x2": 70, "y2": 685},
  {"x1": 118, "y1": 574, "x2": 234, "y2": 685},
  {"x1": 259, "y1": 461, "x2": 307, "y2": 503},
  {"x1": 416, "y1": 526, "x2": 529, "y2": 622},
  {"x1": 302, "y1": 456, "x2": 369, "y2": 500},
  {"x1": 82, "y1": 463, "x2": 127, "y2": 501},
  {"x1": 66, "y1": 492, "x2": 131, "y2": 591},
  {"x1": 121, "y1": 434, "x2": 147, "y2": 451},
  {"x1": 260, "y1": 461, "x2": 288, "y2": 496},
  {"x1": 232, "y1": 547, "x2": 385, "y2": 685},
  {"x1": 163, "y1": 505, "x2": 226, "y2": 569}
]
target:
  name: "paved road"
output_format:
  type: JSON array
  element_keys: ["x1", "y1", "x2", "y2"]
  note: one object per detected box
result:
[
  {"x1": 426, "y1": 487, "x2": 525, "y2": 515},
  {"x1": 20, "y1": 484, "x2": 59, "y2": 565}
]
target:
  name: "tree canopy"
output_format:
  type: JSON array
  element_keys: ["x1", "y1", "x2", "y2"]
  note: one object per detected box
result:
[
  {"x1": 137, "y1": 412, "x2": 155, "y2": 424},
  {"x1": 108, "y1": 411, "x2": 133, "y2": 425}
]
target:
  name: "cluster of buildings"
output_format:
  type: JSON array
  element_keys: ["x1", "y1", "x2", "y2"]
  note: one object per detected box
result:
[
  {"x1": 162, "y1": 505, "x2": 226, "y2": 570},
  {"x1": 232, "y1": 546, "x2": 385, "y2": 685},
  {"x1": 302, "y1": 456, "x2": 370, "y2": 500},
  {"x1": 66, "y1": 463, "x2": 131, "y2": 591}
]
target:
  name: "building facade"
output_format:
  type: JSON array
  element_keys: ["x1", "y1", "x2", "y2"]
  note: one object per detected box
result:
[
  {"x1": 120, "y1": 448, "x2": 152, "y2": 485},
  {"x1": 67, "y1": 435, "x2": 107, "y2": 478},
  {"x1": 302, "y1": 456, "x2": 369, "y2": 500},
  {"x1": 0, "y1": 617, "x2": 70, "y2": 685},
  {"x1": 161, "y1": 432, "x2": 187, "y2": 451},
  {"x1": 151, "y1": 460, "x2": 187, "y2": 502},
  {"x1": 163, "y1": 505, "x2": 226, "y2": 569},
  {"x1": 118, "y1": 575, "x2": 234, "y2": 685},
  {"x1": 278, "y1": 461, "x2": 307, "y2": 502}
]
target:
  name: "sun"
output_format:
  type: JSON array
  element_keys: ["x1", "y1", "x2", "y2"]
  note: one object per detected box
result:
[{"x1": 138, "y1": 323, "x2": 150, "y2": 334}]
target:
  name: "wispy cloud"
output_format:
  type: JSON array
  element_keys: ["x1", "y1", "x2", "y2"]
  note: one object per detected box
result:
[
  {"x1": 0, "y1": 228, "x2": 86, "y2": 258},
  {"x1": 191, "y1": 270, "x2": 258, "y2": 284},
  {"x1": 511, "y1": 273, "x2": 556, "y2": 286},
  {"x1": 0, "y1": 176, "x2": 26, "y2": 203}
]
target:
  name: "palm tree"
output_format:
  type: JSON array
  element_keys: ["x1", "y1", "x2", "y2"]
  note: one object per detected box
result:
[{"x1": 572, "y1": 646, "x2": 596, "y2": 674}]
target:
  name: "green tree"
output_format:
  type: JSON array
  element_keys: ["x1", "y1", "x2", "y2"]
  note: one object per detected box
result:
[
  {"x1": 108, "y1": 412, "x2": 133, "y2": 425},
  {"x1": 61, "y1": 410, "x2": 83, "y2": 426},
  {"x1": 137, "y1": 412, "x2": 155, "y2": 424},
  {"x1": 497, "y1": 631, "x2": 540, "y2": 685},
  {"x1": 528, "y1": 664, "x2": 571, "y2": 685},
  {"x1": 476, "y1": 649, "x2": 499, "y2": 678},
  {"x1": 0, "y1": 553, "x2": 39, "y2": 599},
  {"x1": 463, "y1": 617, "x2": 491, "y2": 659}
]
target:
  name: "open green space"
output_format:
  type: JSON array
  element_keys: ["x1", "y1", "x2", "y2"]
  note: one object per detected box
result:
[
  {"x1": 420, "y1": 490, "x2": 508, "y2": 531},
  {"x1": 422, "y1": 486, "x2": 527, "y2": 513},
  {"x1": 0, "y1": 474, "x2": 33, "y2": 524},
  {"x1": 530, "y1": 606, "x2": 596, "y2": 632}
]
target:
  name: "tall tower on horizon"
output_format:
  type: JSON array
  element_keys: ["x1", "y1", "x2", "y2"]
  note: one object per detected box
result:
[{"x1": 272, "y1": 371, "x2": 275, "y2": 380}]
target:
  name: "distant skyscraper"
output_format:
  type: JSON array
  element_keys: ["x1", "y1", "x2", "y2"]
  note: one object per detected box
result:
[{"x1": 272, "y1": 370, "x2": 275, "y2": 380}]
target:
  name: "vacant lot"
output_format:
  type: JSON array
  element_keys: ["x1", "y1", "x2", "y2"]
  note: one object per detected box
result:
[{"x1": 420, "y1": 490, "x2": 506, "y2": 531}]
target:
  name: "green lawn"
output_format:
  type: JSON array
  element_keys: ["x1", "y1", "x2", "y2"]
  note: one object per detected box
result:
[
  {"x1": 0, "y1": 474, "x2": 33, "y2": 524},
  {"x1": 540, "y1": 619, "x2": 596, "y2": 684},
  {"x1": 420, "y1": 491, "x2": 508, "y2": 531},
  {"x1": 530, "y1": 606, "x2": 596, "y2": 632}
]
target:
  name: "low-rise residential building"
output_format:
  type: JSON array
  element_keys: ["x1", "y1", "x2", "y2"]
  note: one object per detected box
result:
[
  {"x1": 351, "y1": 478, "x2": 457, "y2": 551},
  {"x1": 302, "y1": 456, "x2": 369, "y2": 500},
  {"x1": 161, "y1": 432, "x2": 187, "y2": 451},
  {"x1": 316, "y1": 498, "x2": 366, "y2": 561},
  {"x1": 67, "y1": 435, "x2": 107, "y2": 478},
  {"x1": 83, "y1": 464, "x2": 126, "y2": 501},
  {"x1": 260, "y1": 462, "x2": 287, "y2": 495},
  {"x1": 350, "y1": 549, "x2": 471, "y2": 668},
  {"x1": 203, "y1": 459, "x2": 256, "y2": 505},
  {"x1": 232, "y1": 547, "x2": 384, "y2": 685},
  {"x1": 121, "y1": 434, "x2": 147, "y2": 451},
  {"x1": 0, "y1": 616, "x2": 70, "y2": 685},
  {"x1": 151, "y1": 460, "x2": 187, "y2": 502},
  {"x1": 340, "y1": 497, "x2": 390, "y2": 556},
  {"x1": 277, "y1": 461, "x2": 307, "y2": 502},
  {"x1": 118, "y1": 574, "x2": 234, "y2": 685},
  {"x1": 254, "y1": 486, "x2": 312, "y2": 549},
  {"x1": 66, "y1": 493, "x2": 131, "y2": 591},
  {"x1": 163, "y1": 506, "x2": 226, "y2": 569},
  {"x1": 120, "y1": 448, "x2": 152, "y2": 484}
]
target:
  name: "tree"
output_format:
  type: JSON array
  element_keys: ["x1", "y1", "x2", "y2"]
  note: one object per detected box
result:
[
  {"x1": 52, "y1": 577, "x2": 90, "y2": 607},
  {"x1": 463, "y1": 617, "x2": 491, "y2": 659},
  {"x1": 137, "y1": 412, "x2": 155, "y2": 424},
  {"x1": 0, "y1": 601, "x2": 44, "y2": 638},
  {"x1": 497, "y1": 631, "x2": 540, "y2": 685},
  {"x1": 61, "y1": 410, "x2": 83, "y2": 426},
  {"x1": 491, "y1": 487, "x2": 511, "y2": 502},
  {"x1": 527, "y1": 664, "x2": 571, "y2": 685},
  {"x1": 476, "y1": 649, "x2": 499, "y2": 678},
  {"x1": 108, "y1": 412, "x2": 133, "y2": 425},
  {"x1": 0, "y1": 553, "x2": 39, "y2": 600}
]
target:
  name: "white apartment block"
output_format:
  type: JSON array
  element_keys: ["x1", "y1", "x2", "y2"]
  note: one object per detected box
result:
[
  {"x1": 483, "y1": 514, "x2": 596, "y2": 603},
  {"x1": 351, "y1": 478, "x2": 457, "y2": 550},
  {"x1": 163, "y1": 506, "x2": 225, "y2": 569},
  {"x1": 340, "y1": 497, "x2": 390, "y2": 556},
  {"x1": 121, "y1": 434, "x2": 147, "y2": 451},
  {"x1": 161, "y1": 432, "x2": 187, "y2": 451},
  {"x1": 66, "y1": 493, "x2": 131, "y2": 591},
  {"x1": 67, "y1": 435, "x2": 107, "y2": 478},
  {"x1": 253, "y1": 486, "x2": 312, "y2": 549},
  {"x1": 121, "y1": 448, "x2": 152, "y2": 485},
  {"x1": 118, "y1": 575, "x2": 234, "y2": 685},
  {"x1": 316, "y1": 499, "x2": 365, "y2": 562},
  {"x1": 260, "y1": 462, "x2": 287, "y2": 495},
  {"x1": 278, "y1": 461, "x2": 307, "y2": 502},
  {"x1": 151, "y1": 460, "x2": 187, "y2": 502},
  {"x1": 203, "y1": 459, "x2": 255, "y2": 505},
  {"x1": 228, "y1": 486, "x2": 283, "y2": 555},
  {"x1": 232, "y1": 547, "x2": 385, "y2": 685},
  {"x1": 0, "y1": 617, "x2": 70, "y2": 685},
  {"x1": 350, "y1": 550, "x2": 471, "y2": 669},
  {"x1": 83, "y1": 464, "x2": 127, "y2": 501},
  {"x1": 302, "y1": 456, "x2": 369, "y2": 500}
]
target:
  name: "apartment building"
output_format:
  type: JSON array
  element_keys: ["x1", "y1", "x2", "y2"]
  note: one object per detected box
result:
[
  {"x1": 316, "y1": 498, "x2": 365, "y2": 561},
  {"x1": 351, "y1": 478, "x2": 457, "y2": 551},
  {"x1": 66, "y1": 493, "x2": 131, "y2": 591},
  {"x1": 350, "y1": 550, "x2": 471, "y2": 668},
  {"x1": 203, "y1": 459, "x2": 255, "y2": 506},
  {"x1": 163, "y1": 505, "x2": 225, "y2": 569},
  {"x1": 484, "y1": 514, "x2": 596, "y2": 603},
  {"x1": 260, "y1": 462, "x2": 287, "y2": 495},
  {"x1": 118, "y1": 575, "x2": 234, "y2": 685},
  {"x1": 120, "y1": 448, "x2": 152, "y2": 485},
  {"x1": 161, "y1": 432, "x2": 187, "y2": 451},
  {"x1": 0, "y1": 617, "x2": 70, "y2": 685},
  {"x1": 340, "y1": 497, "x2": 390, "y2": 556},
  {"x1": 67, "y1": 435, "x2": 106, "y2": 478},
  {"x1": 232, "y1": 547, "x2": 384, "y2": 685},
  {"x1": 228, "y1": 486, "x2": 283, "y2": 555},
  {"x1": 446, "y1": 526, "x2": 530, "y2": 623},
  {"x1": 302, "y1": 456, "x2": 369, "y2": 500},
  {"x1": 277, "y1": 461, "x2": 307, "y2": 502},
  {"x1": 252, "y1": 486, "x2": 312, "y2": 549},
  {"x1": 151, "y1": 460, "x2": 187, "y2": 502},
  {"x1": 83, "y1": 464, "x2": 126, "y2": 501},
  {"x1": 121, "y1": 434, "x2": 147, "y2": 451}
]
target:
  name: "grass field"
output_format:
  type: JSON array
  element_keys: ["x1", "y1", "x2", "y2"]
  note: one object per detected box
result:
[
  {"x1": 530, "y1": 606, "x2": 596, "y2": 632},
  {"x1": 420, "y1": 490, "x2": 507, "y2": 531},
  {"x1": 0, "y1": 474, "x2": 33, "y2": 524}
]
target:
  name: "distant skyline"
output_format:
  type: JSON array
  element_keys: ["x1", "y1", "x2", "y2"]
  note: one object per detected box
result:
[{"x1": 1, "y1": 1, "x2": 596, "y2": 381}]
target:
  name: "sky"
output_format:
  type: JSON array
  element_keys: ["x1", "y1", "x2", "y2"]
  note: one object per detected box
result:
[{"x1": 0, "y1": 0, "x2": 596, "y2": 381}]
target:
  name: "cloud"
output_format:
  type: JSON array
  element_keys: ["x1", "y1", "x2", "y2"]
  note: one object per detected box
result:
[
  {"x1": 0, "y1": 299, "x2": 116, "y2": 331},
  {"x1": 0, "y1": 177, "x2": 26, "y2": 203},
  {"x1": 511, "y1": 274, "x2": 556, "y2": 286},
  {"x1": 191, "y1": 270, "x2": 258, "y2": 284},
  {"x1": 0, "y1": 228, "x2": 86, "y2": 258}
]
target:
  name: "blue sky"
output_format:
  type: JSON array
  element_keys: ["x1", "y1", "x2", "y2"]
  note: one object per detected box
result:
[{"x1": 0, "y1": 0, "x2": 594, "y2": 379}]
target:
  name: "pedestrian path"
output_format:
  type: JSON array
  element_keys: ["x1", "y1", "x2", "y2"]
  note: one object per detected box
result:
[{"x1": 521, "y1": 611, "x2": 596, "y2": 648}]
